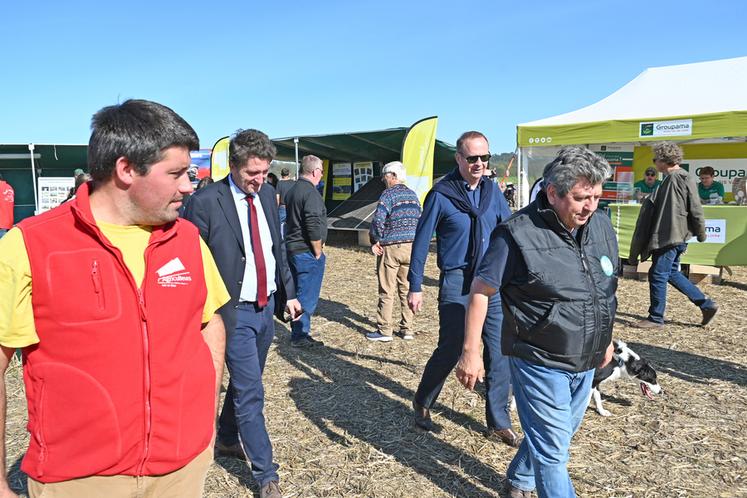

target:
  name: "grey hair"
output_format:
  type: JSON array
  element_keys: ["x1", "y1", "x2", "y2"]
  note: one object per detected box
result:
[
  {"x1": 301, "y1": 154, "x2": 322, "y2": 175},
  {"x1": 652, "y1": 141, "x2": 683, "y2": 165},
  {"x1": 542, "y1": 147, "x2": 611, "y2": 197}
]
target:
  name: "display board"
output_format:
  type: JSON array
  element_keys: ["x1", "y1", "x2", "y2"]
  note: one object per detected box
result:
[
  {"x1": 332, "y1": 163, "x2": 352, "y2": 200},
  {"x1": 610, "y1": 204, "x2": 747, "y2": 265},
  {"x1": 38, "y1": 177, "x2": 74, "y2": 213}
]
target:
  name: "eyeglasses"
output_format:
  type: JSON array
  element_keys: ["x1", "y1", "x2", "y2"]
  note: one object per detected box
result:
[
  {"x1": 463, "y1": 153, "x2": 491, "y2": 164},
  {"x1": 645, "y1": 173, "x2": 656, "y2": 177}
]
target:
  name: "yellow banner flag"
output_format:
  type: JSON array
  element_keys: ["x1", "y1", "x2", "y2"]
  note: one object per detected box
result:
[
  {"x1": 402, "y1": 116, "x2": 438, "y2": 203},
  {"x1": 210, "y1": 136, "x2": 231, "y2": 181}
]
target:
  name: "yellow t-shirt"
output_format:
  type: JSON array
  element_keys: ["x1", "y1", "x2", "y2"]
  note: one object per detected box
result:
[{"x1": 0, "y1": 223, "x2": 230, "y2": 348}]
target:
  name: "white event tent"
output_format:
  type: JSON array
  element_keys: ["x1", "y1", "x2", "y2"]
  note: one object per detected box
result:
[{"x1": 515, "y1": 56, "x2": 747, "y2": 206}]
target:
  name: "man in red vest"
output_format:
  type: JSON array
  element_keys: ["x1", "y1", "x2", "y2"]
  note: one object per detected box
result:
[
  {"x1": 0, "y1": 99, "x2": 229, "y2": 498},
  {"x1": 0, "y1": 173, "x2": 13, "y2": 238}
]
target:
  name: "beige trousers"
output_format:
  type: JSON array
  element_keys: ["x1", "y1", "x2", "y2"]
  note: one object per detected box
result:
[
  {"x1": 376, "y1": 242, "x2": 415, "y2": 336},
  {"x1": 28, "y1": 447, "x2": 212, "y2": 498}
]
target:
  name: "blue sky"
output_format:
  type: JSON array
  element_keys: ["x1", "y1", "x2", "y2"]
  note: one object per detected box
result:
[{"x1": 1, "y1": 0, "x2": 745, "y2": 153}]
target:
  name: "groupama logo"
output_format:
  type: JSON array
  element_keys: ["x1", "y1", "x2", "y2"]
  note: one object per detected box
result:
[{"x1": 640, "y1": 123, "x2": 654, "y2": 136}]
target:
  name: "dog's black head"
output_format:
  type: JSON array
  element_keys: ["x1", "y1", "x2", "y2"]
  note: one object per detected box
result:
[{"x1": 626, "y1": 357, "x2": 662, "y2": 398}]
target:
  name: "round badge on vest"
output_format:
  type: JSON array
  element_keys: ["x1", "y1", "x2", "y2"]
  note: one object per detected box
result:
[{"x1": 600, "y1": 255, "x2": 614, "y2": 277}]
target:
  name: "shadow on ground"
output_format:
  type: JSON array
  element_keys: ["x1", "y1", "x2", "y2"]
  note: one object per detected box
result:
[{"x1": 276, "y1": 343, "x2": 505, "y2": 497}]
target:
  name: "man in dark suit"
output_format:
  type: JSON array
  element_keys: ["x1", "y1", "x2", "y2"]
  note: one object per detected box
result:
[{"x1": 184, "y1": 129, "x2": 301, "y2": 498}]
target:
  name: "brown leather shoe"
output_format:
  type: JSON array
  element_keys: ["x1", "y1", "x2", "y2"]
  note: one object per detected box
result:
[
  {"x1": 260, "y1": 481, "x2": 282, "y2": 498},
  {"x1": 486, "y1": 427, "x2": 523, "y2": 448},
  {"x1": 412, "y1": 399, "x2": 440, "y2": 433},
  {"x1": 632, "y1": 318, "x2": 664, "y2": 329},
  {"x1": 214, "y1": 440, "x2": 245, "y2": 459},
  {"x1": 701, "y1": 306, "x2": 719, "y2": 326},
  {"x1": 504, "y1": 481, "x2": 534, "y2": 497}
]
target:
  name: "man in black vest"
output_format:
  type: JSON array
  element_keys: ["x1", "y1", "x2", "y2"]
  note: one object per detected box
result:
[{"x1": 456, "y1": 147, "x2": 617, "y2": 498}]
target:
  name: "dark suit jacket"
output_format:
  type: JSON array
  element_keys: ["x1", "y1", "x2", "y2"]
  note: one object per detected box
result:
[{"x1": 183, "y1": 176, "x2": 296, "y2": 334}]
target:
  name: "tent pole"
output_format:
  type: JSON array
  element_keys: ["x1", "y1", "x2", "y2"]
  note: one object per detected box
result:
[
  {"x1": 28, "y1": 143, "x2": 39, "y2": 215},
  {"x1": 294, "y1": 137, "x2": 300, "y2": 178},
  {"x1": 516, "y1": 147, "x2": 523, "y2": 207}
]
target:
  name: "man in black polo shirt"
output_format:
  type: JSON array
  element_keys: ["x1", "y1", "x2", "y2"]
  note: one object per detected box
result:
[{"x1": 284, "y1": 155, "x2": 327, "y2": 347}]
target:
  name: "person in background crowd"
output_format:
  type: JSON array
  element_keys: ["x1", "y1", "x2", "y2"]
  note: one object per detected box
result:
[
  {"x1": 407, "y1": 131, "x2": 520, "y2": 448},
  {"x1": 634, "y1": 166, "x2": 661, "y2": 201},
  {"x1": 0, "y1": 173, "x2": 14, "y2": 238},
  {"x1": 284, "y1": 155, "x2": 328, "y2": 348},
  {"x1": 697, "y1": 166, "x2": 724, "y2": 204},
  {"x1": 0, "y1": 99, "x2": 228, "y2": 498},
  {"x1": 456, "y1": 146, "x2": 616, "y2": 498},
  {"x1": 629, "y1": 141, "x2": 718, "y2": 328},
  {"x1": 275, "y1": 167, "x2": 295, "y2": 233},
  {"x1": 196, "y1": 176, "x2": 214, "y2": 190},
  {"x1": 62, "y1": 172, "x2": 92, "y2": 203},
  {"x1": 266, "y1": 172, "x2": 278, "y2": 188},
  {"x1": 184, "y1": 129, "x2": 301, "y2": 498},
  {"x1": 367, "y1": 161, "x2": 422, "y2": 342}
]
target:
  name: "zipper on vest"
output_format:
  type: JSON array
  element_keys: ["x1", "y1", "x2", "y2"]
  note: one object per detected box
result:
[
  {"x1": 91, "y1": 260, "x2": 104, "y2": 310},
  {"x1": 137, "y1": 288, "x2": 153, "y2": 476},
  {"x1": 36, "y1": 381, "x2": 48, "y2": 476}
]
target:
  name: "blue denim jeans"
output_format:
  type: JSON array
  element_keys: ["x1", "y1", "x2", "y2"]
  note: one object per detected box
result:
[
  {"x1": 507, "y1": 357, "x2": 594, "y2": 498},
  {"x1": 414, "y1": 269, "x2": 512, "y2": 430},
  {"x1": 217, "y1": 298, "x2": 279, "y2": 486},
  {"x1": 647, "y1": 243, "x2": 715, "y2": 324},
  {"x1": 289, "y1": 251, "x2": 326, "y2": 340}
]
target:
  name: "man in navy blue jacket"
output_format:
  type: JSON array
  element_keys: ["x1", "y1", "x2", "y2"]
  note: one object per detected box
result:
[{"x1": 407, "y1": 131, "x2": 520, "y2": 447}]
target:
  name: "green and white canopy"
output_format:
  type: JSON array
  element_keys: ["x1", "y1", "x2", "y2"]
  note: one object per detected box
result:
[
  {"x1": 517, "y1": 56, "x2": 747, "y2": 147},
  {"x1": 514, "y1": 56, "x2": 747, "y2": 206}
]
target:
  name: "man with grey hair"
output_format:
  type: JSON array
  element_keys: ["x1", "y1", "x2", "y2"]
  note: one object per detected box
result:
[
  {"x1": 629, "y1": 141, "x2": 717, "y2": 328},
  {"x1": 367, "y1": 161, "x2": 422, "y2": 342},
  {"x1": 456, "y1": 146, "x2": 616, "y2": 497},
  {"x1": 284, "y1": 154, "x2": 328, "y2": 347}
]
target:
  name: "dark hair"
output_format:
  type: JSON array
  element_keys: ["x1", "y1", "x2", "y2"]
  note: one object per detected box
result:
[
  {"x1": 267, "y1": 172, "x2": 278, "y2": 187},
  {"x1": 280, "y1": 167, "x2": 290, "y2": 177},
  {"x1": 456, "y1": 131, "x2": 488, "y2": 155},
  {"x1": 699, "y1": 166, "x2": 715, "y2": 177},
  {"x1": 196, "y1": 176, "x2": 214, "y2": 190},
  {"x1": 87, "y1": 99, "x2": 199, "y2": 184},
  {"x1": 229, "y1": 129, "x2": 276, "y2": 168}
]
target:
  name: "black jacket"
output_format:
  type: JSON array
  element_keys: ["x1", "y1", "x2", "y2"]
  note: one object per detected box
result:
[
  {"x1": 630, "y1": 168, "x2": 706, "y2": 263},
  {"x1": 501, "y1": 193, "x2": 619, "y2": 372},
  {"x1": 284, "y1": 177, "x2": 327, "y2": 256},
  {"x1": 182, "y1": 177, "x2": 296, "y2": 331}
]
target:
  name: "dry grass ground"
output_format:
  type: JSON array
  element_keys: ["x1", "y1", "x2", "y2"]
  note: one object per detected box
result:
[{"x1": 4, "y1": 243, "x2": 746, "y2": 497}]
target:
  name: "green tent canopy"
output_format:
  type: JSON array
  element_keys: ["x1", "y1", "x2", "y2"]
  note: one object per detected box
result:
[{"x1": 272, "y1": 127, "x2": 456, "y2": 177}]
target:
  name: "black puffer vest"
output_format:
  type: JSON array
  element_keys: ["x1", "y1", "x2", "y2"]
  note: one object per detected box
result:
[{"x1": 501, "y1": 193, "x2": 618, "y2": 372}]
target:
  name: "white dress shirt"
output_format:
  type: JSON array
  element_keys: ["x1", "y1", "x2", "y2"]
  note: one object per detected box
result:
[{"x1": 228, "y1": 174, "x2": 277, "y2": 303}]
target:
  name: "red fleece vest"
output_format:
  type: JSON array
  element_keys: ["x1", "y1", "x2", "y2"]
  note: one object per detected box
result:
[{"x1": 17, "y1": 184, "x2": 214, "y2": 483}]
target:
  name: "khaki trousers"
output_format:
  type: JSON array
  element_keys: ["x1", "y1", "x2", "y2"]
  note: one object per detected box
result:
[
  {"x1": 28, "y1": 447, "x2": 212, "y2": 498},
  {"x1": 376, "y1": 242, "x2": 414, "y2": 336}
]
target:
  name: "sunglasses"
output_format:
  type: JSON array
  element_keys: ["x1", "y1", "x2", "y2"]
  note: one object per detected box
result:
[
  {"x1": 463, "y1": 153, "x2": 491, "y2": 164},
  {"x1": 646, "y1": 173, "x2": 656, "y2": 177}
]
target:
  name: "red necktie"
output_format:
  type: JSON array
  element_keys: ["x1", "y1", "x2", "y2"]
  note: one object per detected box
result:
[{"x1": 246, "y1": 195, "x2": 268, "y2": 307}]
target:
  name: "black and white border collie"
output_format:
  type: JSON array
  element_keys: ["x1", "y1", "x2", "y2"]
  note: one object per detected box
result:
[{"x1": 589, "y1": 339, "x2": 662, "y2": 417}]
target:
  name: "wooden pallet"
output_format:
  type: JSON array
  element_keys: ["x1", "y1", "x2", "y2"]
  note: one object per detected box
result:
[{"x1": 621, "y1": 261, "x2": 722, "y2": 284}]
